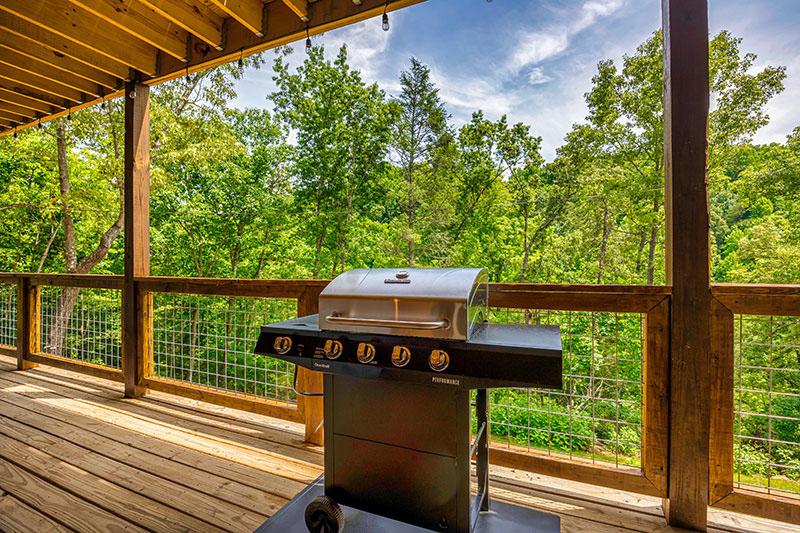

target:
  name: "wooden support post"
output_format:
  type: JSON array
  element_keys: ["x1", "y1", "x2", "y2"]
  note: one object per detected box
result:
[
  {"x1": 122, "y1": 79, "x2": 151, "y2": 398},
  {"x1": 297, "y1": 288, "x2": 324, "y2": 445},
  {"x1": 16, "y1": 277, "x2": 39, "y2": 370},
  {"x1": 662, "y1": 0, "x2": 711, "y2": 529}
]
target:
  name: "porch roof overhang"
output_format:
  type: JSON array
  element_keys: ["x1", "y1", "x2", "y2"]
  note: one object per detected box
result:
[{"x1": 0, "y1": 0, "x2": 423, "y2": 137}]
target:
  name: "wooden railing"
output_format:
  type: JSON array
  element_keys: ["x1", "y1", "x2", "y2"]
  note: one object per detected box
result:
[
  {"x1": 1, "y1": 273, "x2": 798, "y2": 525},
  {"x1": 710, "y1": 284, "x2": 800, "y2": 523}
]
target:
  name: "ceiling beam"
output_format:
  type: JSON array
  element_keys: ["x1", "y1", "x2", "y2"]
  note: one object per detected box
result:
[
  {"x1": 0, "y1": 46, "x2": 103, "y2": 97},
  {"x1": 68, "y1": 0, "x2": 189, "y2": 61},
  {"x1": 0, "y1": 79, "x2": 68, "y2": 110},
  {"x1": 0, "y1": 12, "x2": 131, "y2": 80},
  {"x1": 0, "y1": 0, "x2": 158, "y2": 76},
  {"x1": 281, "y1": 0, "x2": 308, "y2": 21},
  {"x1": 0, "y1": 35, "x2": 119, "y2": 90},
  {"x1": 0, "y1": 65, "x2": 84, "y2": 103},
  {"x1": 0, "y1": 0, "x2": 426, "y2": 136},
  {"x1": 0, "y1": 87, "x2": 54, "y2": 114},
  {"x1": 209, "y1": 0, "x2": 265, "y2": 36},
  {"x1": 0, "y1": 101, "x2": 38, "y2": 120},
  {"x1": 138, "y1": 0, "x2": 224, "y2": 50}
]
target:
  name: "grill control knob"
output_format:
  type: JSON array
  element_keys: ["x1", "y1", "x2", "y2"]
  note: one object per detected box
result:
[
  {"x1": 391, "y1": 346, "x2": 411, "y2": 367},
  {"x1": 356, "y1": 342, "x2": 376, "y2": 364},
  {"x1": 324, "y1": 340, "x2": 343, "y2": 360},
  {"x1": 429, "y1": 349, "x2": 450, "y2": 372},
  {"x1": 273, "y1": 336, "x2": 292, "y2": 355}
]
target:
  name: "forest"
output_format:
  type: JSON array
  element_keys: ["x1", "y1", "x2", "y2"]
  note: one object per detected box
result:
[{"x1": 0, "y1": 29, "x2": 798, "y2": 491}]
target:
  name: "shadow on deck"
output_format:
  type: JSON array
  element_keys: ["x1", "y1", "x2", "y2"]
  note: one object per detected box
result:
[{"x1": 0, "y1": 355, "x2": 792, "y2": 533}]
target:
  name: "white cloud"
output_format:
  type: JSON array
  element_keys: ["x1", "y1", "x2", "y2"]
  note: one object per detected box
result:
[
  {"x1": 527, "y1": 67, "x2": 554, "y2": 85},
  {"x1": 507, "y1": 0, "x2": 625, "y2": 74}
]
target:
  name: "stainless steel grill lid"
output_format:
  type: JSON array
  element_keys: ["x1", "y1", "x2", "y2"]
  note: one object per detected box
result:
[{"x1": 318, "y1": 268, "x2": 488, "y2": 340}]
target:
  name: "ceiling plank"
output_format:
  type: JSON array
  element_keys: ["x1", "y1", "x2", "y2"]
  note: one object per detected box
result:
[
  {"x1": 0, "y1": 0, "x2": 158, "y2": 75},
  {"x1": 68, "y1": 0, "x2": 189, "y2": 61},
  {"x1": 209, "y1": 0, "x2": 264, "y2": 35},
  {"x1": 0, "y1": 46, "x2": 103, "y2": 97},
  {"x1": 0, "y1": 34, "x2": 118, "y2": 90},
  {"x1": 281, "y1": 0, "x2": 308, "y2": 21},
  {"x1": 138, "y1": 0, "x2": 224, "y2": 49},
  {"x1": 0, "y1": 87, "x2": 54, "y2": 114},
  {"x1": 0, "y1": 110, "x2": 26, "y2": 123},
  {"x1": 0, "y1": 101, "x2": 38, "y2": 120},
  {"x1": 0, "y1": 65, "x2": 84, "y2": 103},
  {"x1": 0, "y1": 79, "x2": 68, "y2": 110},
  {"x1": 0, "y1": 12, "x2": 131, "y2": 80}
]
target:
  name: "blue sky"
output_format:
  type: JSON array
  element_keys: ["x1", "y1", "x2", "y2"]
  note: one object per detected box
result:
[{"x1": 233, "y1": 0, "x2": 800, "y2": 161}]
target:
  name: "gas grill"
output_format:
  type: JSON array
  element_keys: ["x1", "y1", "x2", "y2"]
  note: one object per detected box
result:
[{"x1": 255, "y1": 268, "x2": 563, "y2": 533}]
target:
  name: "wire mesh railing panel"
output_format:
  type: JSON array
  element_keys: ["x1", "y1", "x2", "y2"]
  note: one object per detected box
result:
[
  {"x1": 0, "y1": 283, "x2": 16, "y2": 348},
  {"x1": 152, "y1": 293, "x2": 298, "y2": 404},
  {"x1": 40, "y1": 286, "x2": 122, "y2": 368},
  {"x1": 485, "y1": 308, "x2": 644, "y2": 470},
  {"x1": 734, "y1": 314, "x2": 800, "y2": 499}
]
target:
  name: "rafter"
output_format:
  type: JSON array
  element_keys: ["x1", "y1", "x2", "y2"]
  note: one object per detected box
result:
[
  {"x1": 0, "y1": 87, "x2": 54, "y2": 114},
  {"x1": 0, "y1": 79, "x2": 68, "y2": 110},
  {"x1": 138, "y1": 0, "x2": 224, "y2": 50},
  {"x1": 209, "y1": 0, "x2": 265, "y2": 35},
  {"x1": 0, "y1": 35, "x2": 118, "y2": 90},
  {"x1": 0, "y1": 101, "x2": 38, "y2": 120},
  {"x1": 0, "y1": 110, "x2": 25, "y2": 123},
  {"x1": 0, "y1": 65, "x2": 84, "y2": 103},
  {"x1": 281, "y1": 0, "x2": 309, "y2": 21},
  {"x1": 0, "y1": 12, "x2": 131, "y2": 80},
  {"x1": 0, "y1": 46, "x2": 103, "y2": 97},
  {"x1": 68, "y1": 0, "x2": 189, "y2": 61},
  {"x1": 0, "y1": 0, "x2": 158, "y2": 76}
]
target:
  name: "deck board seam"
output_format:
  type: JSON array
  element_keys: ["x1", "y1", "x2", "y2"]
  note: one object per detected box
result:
[
  {"x1": 0, "y1": 402, "x2": 279, "y2": 521},
  {"x1": 0, "y1": 370, "x2": 322, "y2": 478}
]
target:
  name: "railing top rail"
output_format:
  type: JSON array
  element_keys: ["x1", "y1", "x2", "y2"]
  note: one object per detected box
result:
[
  {"x1": 712, "y1": 283, "x2": 800, "y2": 295},
  {"x1": 712, "y1": 284, "x2": 800, "y2": 317}
]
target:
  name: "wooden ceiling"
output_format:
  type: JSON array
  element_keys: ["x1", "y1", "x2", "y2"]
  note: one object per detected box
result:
[{"x1": 0, "y1": 0, "x2": 423, "y2": 136}]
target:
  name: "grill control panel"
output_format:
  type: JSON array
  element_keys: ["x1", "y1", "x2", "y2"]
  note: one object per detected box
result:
[
  {"x1": 255, "y1": 315, "x2": 563, "y2": 390},
  {"x1": 258, "y1": 331, "x2": 468, "y2": 380}
]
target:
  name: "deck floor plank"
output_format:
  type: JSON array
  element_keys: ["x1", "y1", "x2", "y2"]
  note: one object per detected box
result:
[
  {"x1": 0, "y1": 491, "x2": 72, "y2": 533},
  {"x1": 1, "y1": 355, "x2": 797, "y2": 533}
]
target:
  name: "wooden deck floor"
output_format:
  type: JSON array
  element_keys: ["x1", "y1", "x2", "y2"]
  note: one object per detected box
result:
[{"x1": 0, "y1": 355, "x2": 795, "y2": 533}]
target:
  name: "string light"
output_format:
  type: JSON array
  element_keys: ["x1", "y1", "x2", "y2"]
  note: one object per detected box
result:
[
  {"x1": 13, "y1": 127, "x2": 17, "y2": 140},
  {"x1": 305, "y1": 25, "x2": 312, "y2": 54},
  {"x1": 237, "y1": 48, "x2": 244, "y2": 75},
  {"x1": 67, "y1": 108, "x2": 72, "y2": 122},
  {"x1": 382, "y1": 3, "x2": 390, "y2": 31},
  {"x1": 37, "y1": 120, "x2": 42, "y2": 130}
]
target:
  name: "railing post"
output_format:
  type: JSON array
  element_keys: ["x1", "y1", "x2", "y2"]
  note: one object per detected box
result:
[
  {"x1": 122, "y1": 78, "x2": 151, "y2": 398},
  {"x1": 662, "y1": 0, "x2": 711, "y2": 529},
  {"x1": 297, "y1": 288, "x2": 324, "y2": 445},
  {"x1": 16, "y1": 276, "x2": 39, "y2": 370}
]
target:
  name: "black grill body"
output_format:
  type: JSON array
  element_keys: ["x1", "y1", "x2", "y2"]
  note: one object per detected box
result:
[{"x1": 255, "y1": 314, "x2": 562, "y2": 532}]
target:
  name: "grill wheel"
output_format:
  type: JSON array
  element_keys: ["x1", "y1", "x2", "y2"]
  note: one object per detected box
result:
[{"x1": 304, "y1": 495, "x2": 345, "y2": 533}]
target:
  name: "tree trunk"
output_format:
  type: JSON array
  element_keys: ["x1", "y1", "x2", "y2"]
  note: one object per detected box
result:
[
  {"x1": 47, "y1": 120, "x2": 125, "y2": 357},
  {"x1": 597, "y1": 204, "x2": 611, "y2": 284}
]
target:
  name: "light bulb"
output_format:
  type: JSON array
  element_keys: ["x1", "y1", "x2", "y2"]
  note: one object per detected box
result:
[
  {"x1": 382, "y1": 12, "x2": 389, "y2": 31},
  {"x1": 306, "y1": 36, "x2": 312, "y2": 54}
]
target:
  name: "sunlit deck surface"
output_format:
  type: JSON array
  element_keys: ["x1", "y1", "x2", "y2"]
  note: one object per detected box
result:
[{"x1": 0, "y1": 355, "x2": 791, "y2": 533}]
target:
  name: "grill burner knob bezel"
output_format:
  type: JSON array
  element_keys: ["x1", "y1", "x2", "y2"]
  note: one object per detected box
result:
[
  {"x1": 273, "y1": 336, "x2": 292, "y2": 355},
  {"x1": 324, "y1": 340, "x2": 344, "y2": 360},
  {"x1": 356, "y1": 342, "x2": 376, "y2": 364},
  {"x1": 391, "y1": 345, "x2": 411, "y2": 367},
  {"x1": 428, "y1": 349, "x2": 450, "y2": 372}
]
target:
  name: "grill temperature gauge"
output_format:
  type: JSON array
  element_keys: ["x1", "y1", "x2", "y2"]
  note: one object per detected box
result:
[
  {"x1": 273, "y1": 336, "x2": 292, "y2": 355},
  {"x1": 429, "y1": 349, "x2": 450, "y2": 372},
  {"x1": 356, "y1": 342, "x2": 376, "y2": 363},
  {"x1": 324, "y1": 340, "x2": 343, "y2": 360},
  {"x1": 391, "y1": 346, "x2": 411, "y2": 367}
]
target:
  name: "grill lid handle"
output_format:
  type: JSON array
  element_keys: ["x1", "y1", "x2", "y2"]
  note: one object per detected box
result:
[{"x1": 325, "y1": 315, "x2": 450, "y2": 331}]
